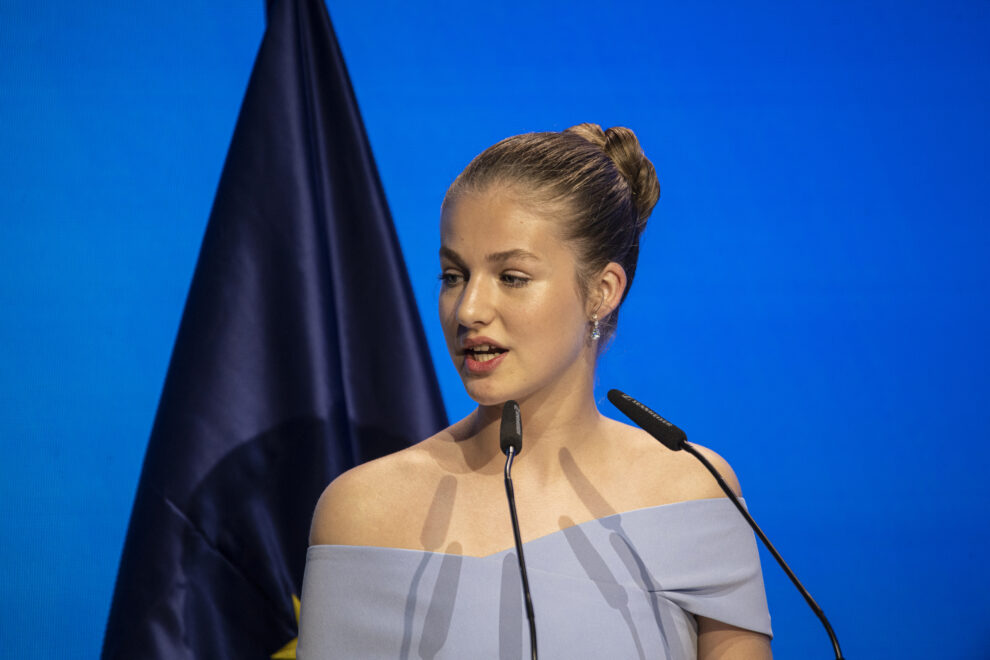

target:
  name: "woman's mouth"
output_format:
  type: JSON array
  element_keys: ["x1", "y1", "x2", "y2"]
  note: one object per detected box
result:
[
  {"x1": 463, "y1": 344, "x2": 509, "y2": 373},
  {"x1": 466, "y1": 344, "x2": 505, "y2": 362}
]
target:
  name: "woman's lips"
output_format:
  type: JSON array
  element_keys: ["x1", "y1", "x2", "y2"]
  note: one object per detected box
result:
[{"x1": 463, "y1": 349, "x2": 509, "y2": 375}]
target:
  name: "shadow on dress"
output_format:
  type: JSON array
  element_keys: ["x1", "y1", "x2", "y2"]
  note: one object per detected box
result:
[
  {"x1": 498, "y1": 552, "x2": 523, "y2": 660},
  {"x1": 558, "y1": 447, "x2": 674, "y2": 657},
  {"x1": 399, "y1": 475, "x2": 459, "y2": 660}
]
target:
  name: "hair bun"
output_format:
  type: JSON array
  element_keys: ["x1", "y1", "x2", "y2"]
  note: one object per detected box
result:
[{"x1": 566, "y1": 123, "x2": 660, "y2": 225}]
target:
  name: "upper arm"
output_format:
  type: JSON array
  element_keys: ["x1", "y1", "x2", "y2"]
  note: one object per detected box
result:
[
  {"x1": 697, "y1": 616, "x2": 772, "y2": 659},
  {"x1": 691, "y1": 448, "x2": 768, "y2": 658}
]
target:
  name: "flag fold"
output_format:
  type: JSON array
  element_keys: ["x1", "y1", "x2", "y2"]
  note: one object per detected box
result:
[{"x1": 103, "y1": 0, "x2": 447, "y2": 656}]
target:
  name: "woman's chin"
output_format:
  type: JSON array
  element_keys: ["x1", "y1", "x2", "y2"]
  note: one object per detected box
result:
[
  {"x1": 464, "y1": 389, "x2": 508, "y2": 407},
  {"x1": 461, "y1": 379, "x2": 520, "y2": 408}
]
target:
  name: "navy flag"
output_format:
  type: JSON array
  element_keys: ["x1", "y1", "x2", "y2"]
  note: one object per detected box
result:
[{"x1": 102, "y1": 0, "x2": 447, "y2": 657}]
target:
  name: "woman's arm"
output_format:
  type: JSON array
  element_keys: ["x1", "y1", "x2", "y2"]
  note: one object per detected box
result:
[
  {"x1": 692, "y1": 447, "x2": 772, "y2": 659},
  {"x1": 697, "y1": 616, "x2": 772, "y2": 660}
]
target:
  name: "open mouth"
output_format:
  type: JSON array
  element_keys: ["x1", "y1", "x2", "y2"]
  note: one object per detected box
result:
[{"x1": 464, "y1": 344, "x2": 508, "y2": 363}]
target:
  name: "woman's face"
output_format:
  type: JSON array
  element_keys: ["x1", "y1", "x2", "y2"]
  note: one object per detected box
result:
[{"x1": 438, "y1": 187, "x2": 594, "y2": 407}]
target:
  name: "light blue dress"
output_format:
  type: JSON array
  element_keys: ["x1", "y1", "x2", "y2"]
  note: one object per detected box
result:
[{"x1": 297, "y1": 498, "x2": 772, "y2": 659}]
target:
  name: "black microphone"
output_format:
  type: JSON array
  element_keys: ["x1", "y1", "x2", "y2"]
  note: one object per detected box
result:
[
  {"x1": 607, "y1": 389, "x2": 845, "y2": 660},
  {"x1": 500, "y1": 400, "x2": 537, "y2": 660},
  {"x1": 500, "y1": 399, "x2": 523, "y2": 455},
  {"x1": 606, "y1": 390, "x2": 686, "y2": 451}
]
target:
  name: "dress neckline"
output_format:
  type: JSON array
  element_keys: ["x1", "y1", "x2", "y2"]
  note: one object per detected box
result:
[{"x1": 309, "y1": 496, "x2": 738, "y2": 560}]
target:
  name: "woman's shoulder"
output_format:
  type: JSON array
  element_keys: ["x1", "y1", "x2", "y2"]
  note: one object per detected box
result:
[
  {"x1": 604, "y1": 418, "x2": 743, "y2": 505},
  {"x1": 308, "y1": 428, "x2": 451, "y2": 547}
]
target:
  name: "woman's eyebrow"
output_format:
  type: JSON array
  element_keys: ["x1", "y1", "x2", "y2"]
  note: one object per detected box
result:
[
  {"x1": 486, "y1": 249, "x2": 540, "y2": 264},
  {"x1": 439, "y1": 247, "x2": 541, "y2": 265},
  {"x1": 438, "y1": 246, "x2": 466, "y2": 267}
]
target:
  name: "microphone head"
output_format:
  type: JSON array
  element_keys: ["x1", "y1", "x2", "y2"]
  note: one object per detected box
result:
[
  {"x1": 499, "y1": 400, "x2": 523, "y2": 456},
  {"x1": 607, "y1": 389, "x2": 686, "y2": 451}
]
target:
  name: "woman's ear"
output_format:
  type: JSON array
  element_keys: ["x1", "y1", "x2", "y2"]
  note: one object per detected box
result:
[{"x1": 589, "y1": 262, "x2": 627, "y2": 320}]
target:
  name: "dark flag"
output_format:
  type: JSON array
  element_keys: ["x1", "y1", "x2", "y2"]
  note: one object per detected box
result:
[{"x1": 102, "y1": 0, "x2": 447, "y2": 657}]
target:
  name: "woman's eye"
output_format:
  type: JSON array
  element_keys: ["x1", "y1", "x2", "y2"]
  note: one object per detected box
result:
[
  {"x1": 501, "y1": 273, "x2": 530, "y2": 288},
  {"x1": 438, "y1": 271, "x2": 464, "y2": 288}
]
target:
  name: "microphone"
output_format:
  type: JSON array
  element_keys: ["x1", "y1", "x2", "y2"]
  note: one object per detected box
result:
[
  {"x1": 500, "y1": 400, "x2": 537, "y2": 660},
  {"x1": 500, "y1": 399, "x2": 522, "y2": 455},
  {"x1": 606, "y1": 389, "x2": 845, "y2": 660},
  {"x1": 606, "y1": 389, "x2": 685, "y2": 451}
]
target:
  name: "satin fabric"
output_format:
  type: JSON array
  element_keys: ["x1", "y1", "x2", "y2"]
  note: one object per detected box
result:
[{"x1": 298, "y1": 497, "x2": 772, "y2": 659}]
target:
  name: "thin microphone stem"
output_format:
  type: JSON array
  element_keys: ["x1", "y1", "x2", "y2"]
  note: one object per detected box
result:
[
  {"x1": 504, "y1": 447, "x2": 537, "y2": 660},
  {"x1": 681, "y1": 442, "x2": 844, "y2": 660}
]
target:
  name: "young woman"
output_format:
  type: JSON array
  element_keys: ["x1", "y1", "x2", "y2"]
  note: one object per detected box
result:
[{"x1": 298, "y1": 125, "x2": 772, "y2": 659}]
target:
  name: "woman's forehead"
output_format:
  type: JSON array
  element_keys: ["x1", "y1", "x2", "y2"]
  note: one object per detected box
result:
[{"x1": 440, "y1": 189, "x2": 566, "y2": 250}]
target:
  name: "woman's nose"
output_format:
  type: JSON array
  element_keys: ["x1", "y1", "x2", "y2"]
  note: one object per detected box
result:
[{"x1": 456, "y1": 278, "x2": 496, "y2": 327}]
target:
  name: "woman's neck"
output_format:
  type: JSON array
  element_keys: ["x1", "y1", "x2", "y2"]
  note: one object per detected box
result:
[{"x1": 460, "y1": 379, "x2": 608, "y2": 485}]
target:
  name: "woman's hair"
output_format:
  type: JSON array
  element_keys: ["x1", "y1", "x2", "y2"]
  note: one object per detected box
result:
[{"x1": 443, "y1": 123, "x2": 660, "y2": 343}]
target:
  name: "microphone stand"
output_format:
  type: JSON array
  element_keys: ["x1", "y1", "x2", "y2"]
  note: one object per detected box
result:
[
  {"x1": 681, "y1": 442, "x2": 844, "y2": 660},
  {"x1": 607, "y1": 389, "x2": 844, "y2": 660},
  {"x1": 503, "y1": 445, "x2": 538, "y2": 660}
]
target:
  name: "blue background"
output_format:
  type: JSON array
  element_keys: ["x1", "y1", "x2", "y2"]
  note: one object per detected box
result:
[{"x1": 2, "y1": 1, "x2": 988, "y2": 657}]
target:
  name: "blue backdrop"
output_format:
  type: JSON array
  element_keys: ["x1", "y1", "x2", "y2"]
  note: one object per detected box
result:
[{"x1": 1, "y1": 1, "x2": 988, "y2": 657}]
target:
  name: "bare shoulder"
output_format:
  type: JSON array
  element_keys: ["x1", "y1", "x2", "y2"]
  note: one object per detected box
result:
[
  {"x1": 308, "y1": 434, "x2": 443, "y2": 547},
  {"x1": 604, "y1": 418, "x2": 743, "y2": 504},
  {"x1": 687, "y1": 443, "x2": 743, "y2": 498}
]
